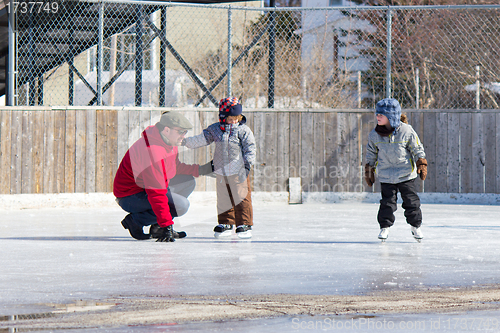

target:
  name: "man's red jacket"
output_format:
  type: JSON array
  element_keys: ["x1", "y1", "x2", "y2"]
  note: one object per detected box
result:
[{"x1": 113, "y1": 125, "x2": 199, "y2": 227}]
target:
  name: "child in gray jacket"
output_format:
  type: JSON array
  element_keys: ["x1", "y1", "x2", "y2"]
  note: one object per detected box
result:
[
  {"x1": 365, "y1": 98, "x2": 427, "y2": 242},
  {"x1": 183, "y1": 97, "x2": 256, "y2": 239}
]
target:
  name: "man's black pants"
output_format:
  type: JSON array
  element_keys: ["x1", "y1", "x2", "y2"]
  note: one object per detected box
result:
[{"x1": 378, "y1": 178, "x2": 422, "y2": 228}]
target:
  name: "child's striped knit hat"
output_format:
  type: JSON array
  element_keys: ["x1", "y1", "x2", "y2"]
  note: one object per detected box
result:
[{"x1": 219, "y1": 97, "x2": 242, "y2": 130}]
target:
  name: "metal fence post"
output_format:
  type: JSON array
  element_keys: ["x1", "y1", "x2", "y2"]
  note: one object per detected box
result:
[
  {"x1": 68, "y1": 61, "x2": 74, "y2": 106},
  {"x1": 7, "y1": 0, "x2": 16, "y2": 106},
  {"x1": 96, "y1": 1, "x2": 104, "y2": 106},
  {"x1": 386, "y1": 6, "x2": 392, "y2": 99},
  {"x1": 416, "y1": 68, "x2": 419, "y2": 109},
  {"x1": 135, "y1": 4, "x2": 144, "y2": 106},
  {"x1": 37, "y1": 75, "x2": 43, "y2": 105},
  {"x1": 475, "y1": 65, "x2": 480, "y2": 110},
  {"x1": 159, "y1": 7, "x2": 167, "y2": 107},
  {"x1": 268, "y1": 4, "x2": 276, "y2": 108},
  {"x1": 28, "y1": 12, "x2": 35, "y2": 106},
  {"x1": 108, "y1": 35, "x2": 117, "y2": 106},
  {"x1": 227, "y1": 5, "x2": 232, "y2": 97},
  {"x1": 68, "y1": 37, "x2": 74, "y2": 106},
  {"x1": 357, "y1": 71, "x2": 361, "y2": 108}
]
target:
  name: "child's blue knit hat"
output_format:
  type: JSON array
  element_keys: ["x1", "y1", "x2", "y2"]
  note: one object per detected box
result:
[{"x1": 376, "y1": 98, "x2": 401, "y2": 129}]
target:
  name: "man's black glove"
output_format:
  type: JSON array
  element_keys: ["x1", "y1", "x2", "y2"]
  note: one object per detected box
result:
[
  {"x1": 156, "y1": 225, "x2": 175, "y2": 242},
  {"x1": 199, "y1": 160, "x2": 215, "y2": 177},
  {"x1": 149, "y1": 223, "x2": 186, "y2": 239}
]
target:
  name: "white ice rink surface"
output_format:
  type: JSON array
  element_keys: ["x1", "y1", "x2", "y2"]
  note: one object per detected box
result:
[{"x1": 1, "y1": 195, "x2": 500, "y2": 331}]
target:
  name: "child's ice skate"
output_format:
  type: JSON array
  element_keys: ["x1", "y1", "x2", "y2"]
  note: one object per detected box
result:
[
  {"x1": 378, "y1": 228, "x2": 390, "y2": 242},
  {"x1": 235, "y1": 225, "x2": 252, "y2": 239},
  {"x1": 411, "y1": 226, "x2": 423, "y2": 243},
  {"x1": 214, "y1": 224, "x2": 233, "y2": 238}
]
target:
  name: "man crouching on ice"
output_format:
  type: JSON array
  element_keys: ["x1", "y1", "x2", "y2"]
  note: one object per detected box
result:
[{"x1": 113, "y1": 112, "x2": 214, "y2": 242}]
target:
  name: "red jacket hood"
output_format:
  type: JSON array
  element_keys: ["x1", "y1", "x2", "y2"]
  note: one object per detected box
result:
[{"x1": 128, "y1": 125, "x2": 178, "y2": 189}]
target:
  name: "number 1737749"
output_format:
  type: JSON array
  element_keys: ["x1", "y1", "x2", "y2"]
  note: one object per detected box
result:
[{"x1": 6, "y1": 1, "x2": 59, "y2": 14}]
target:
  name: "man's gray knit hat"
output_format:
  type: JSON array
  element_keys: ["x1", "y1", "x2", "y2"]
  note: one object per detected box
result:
[
  {"x1": 376, "y1": 98, "x2": 401, "y2": 129},
  {"x1": 159, "y1": 111, "x2": 193, "y2": 129}
]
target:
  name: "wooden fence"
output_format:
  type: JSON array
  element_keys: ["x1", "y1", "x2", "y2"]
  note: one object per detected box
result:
[{"x1": 1, "y1": 107, "x2": 499, "y2": 195}]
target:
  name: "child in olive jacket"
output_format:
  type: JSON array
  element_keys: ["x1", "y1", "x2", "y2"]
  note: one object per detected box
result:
[{"x1": 365, "y1": 98, "x2": 427, "y2": 242}]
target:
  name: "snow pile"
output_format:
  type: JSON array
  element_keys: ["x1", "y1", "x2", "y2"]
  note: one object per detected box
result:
[
  {"x1": 303, "y1": 192, "x2": 500, "y2": 205},
  {"x1": 0, "y1": 192, "x2": 290, "y2": 210},
  {"x1": 0, "y1": 191, "x2": 498, "y2": 210},
  {"x1": 0, "y1": 193, "x2": 118, "y2": 210}
]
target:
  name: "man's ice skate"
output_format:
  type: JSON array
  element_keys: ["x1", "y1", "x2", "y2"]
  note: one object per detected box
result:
[
  {"x1": 214, "y1": 224, "x2": 233, "y2": 238},
  {"x1": 235, "y1": 225, "x2": 252, "y2": 239},
  {"x1": 411, "y1": 226, "x2": 423, "y2": 242},
  {"x1": 378, "y1": 228, "x2": 389, "y2": 242}
]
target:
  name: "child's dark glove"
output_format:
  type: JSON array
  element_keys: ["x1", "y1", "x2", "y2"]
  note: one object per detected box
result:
[
  {"x1": 364, "y1": 163, "x2": 375, "y2": 187},
  {"x1": 199, "y1": 160, "x2": 215, "y2": 177},
  {"x1": 238, "y1": 164, "x2": 251, "y2": 184},
  {"x1": 416, "y1": 158, "x2": 427, "y2": 180},
  {"x1": 156, "y1": 225, "x2": 175, "y2": 242}
]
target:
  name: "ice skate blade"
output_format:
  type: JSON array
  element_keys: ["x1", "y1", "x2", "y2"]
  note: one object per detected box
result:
[
  {"x1": 380, "y1": 238, "x2": 387, "y2": 243},
  {"x1": 236, "y1": 231, "x2": 252, "y2": 239},
  {"x1": 174, "y1": 231, "x2": 187, "y2": 239},
  {"x1": 214, "y1": 232, "x2": 232, "y2": 239},
  {"x1": 411, "y1": 232, "x2": 423, "y2": 242}
]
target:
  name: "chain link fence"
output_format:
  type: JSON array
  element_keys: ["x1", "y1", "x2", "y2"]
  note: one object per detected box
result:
[{"x1": 9, "y1": 1, "x2": 500, "y2": 109}]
